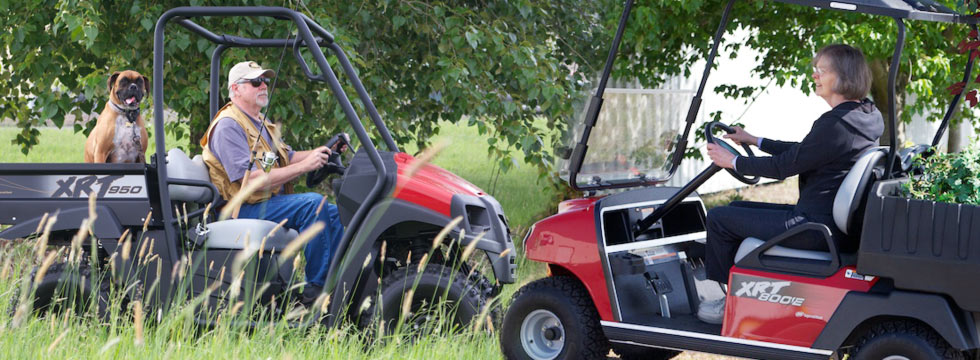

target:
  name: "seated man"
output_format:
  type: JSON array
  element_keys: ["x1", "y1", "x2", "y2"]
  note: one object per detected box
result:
[{"x1": 200, "y1": 60, "x2": 344, "y2": 296}]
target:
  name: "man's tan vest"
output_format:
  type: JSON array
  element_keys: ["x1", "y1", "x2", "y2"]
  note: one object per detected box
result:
[{"x1": 200, "y1": 103, "x2": 292, "y2": 204}]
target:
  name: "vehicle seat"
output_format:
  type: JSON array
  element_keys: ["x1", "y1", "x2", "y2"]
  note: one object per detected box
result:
[
  {"x1": 166, "y1": 148, "x2": 213, "y2": 203},
  {"x1": 734, "y1": 147, "x2": 886, "y2": 264},
  {"x1": 191, "y1": 219, "x2": 299, "y2": 251},
  {"x1": 167, "y1": 148, "x2": 299, "y2": 250}
]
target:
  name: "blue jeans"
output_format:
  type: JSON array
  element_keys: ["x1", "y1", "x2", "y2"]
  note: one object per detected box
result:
[
  {"x1": 238, "y1": 192, "x2": 345, "y2": 287},
  {"x1": 704, "y1": 201, "x2": 837, "y2": 283}
]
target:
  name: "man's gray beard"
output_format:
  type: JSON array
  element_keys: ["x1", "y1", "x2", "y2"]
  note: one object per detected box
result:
[{"x1": 256, "y1": 95, "x2": 269, "y2": 107}]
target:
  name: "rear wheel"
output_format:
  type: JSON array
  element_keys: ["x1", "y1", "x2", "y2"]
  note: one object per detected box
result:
[
  {"x1": 500, "y1": 276, "x2": 609, "y2": 360},
  {"x1": 9, "y1": 262, "x2": 110, "y2": 321},
  {"x1": 851, "y1": 320, "x2": 964, "y2": 360}
]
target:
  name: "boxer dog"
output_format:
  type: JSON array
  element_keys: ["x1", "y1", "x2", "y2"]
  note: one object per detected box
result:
[{"x1": 84, "y1": 70, "x2": 149, "y2": 163}]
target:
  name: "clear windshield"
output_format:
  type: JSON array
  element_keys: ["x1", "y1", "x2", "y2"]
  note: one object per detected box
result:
[{"x1": 559, "y1": 78, "x2": 696, "y2": 188}]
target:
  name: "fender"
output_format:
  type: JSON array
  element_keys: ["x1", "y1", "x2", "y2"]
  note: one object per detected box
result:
[
  {"x1": 524, "y1": 205, "x2": 614, "y2": 321},
  {"x1": 327, "y1": 198, "x2": 515, "y2": 320},
  {"x1": 0, "y1": 205, "x2": 123, "y2": 240},
  {"x1": 812, "y1": 290, "x2": 979, "y2": 351}
]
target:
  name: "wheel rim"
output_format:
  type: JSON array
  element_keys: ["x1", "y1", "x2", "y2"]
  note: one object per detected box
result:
[
  {"x1": 520, "y1": 309, "x2": 565, "y2": 360},
  {"x1": 882, "y1": 356, "x2": 910, "y2": 360}
]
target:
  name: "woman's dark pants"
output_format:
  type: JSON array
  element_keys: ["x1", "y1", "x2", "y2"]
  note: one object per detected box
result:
[{"x1": 704, "y1": 201, "x2": 813, "y2": 283}]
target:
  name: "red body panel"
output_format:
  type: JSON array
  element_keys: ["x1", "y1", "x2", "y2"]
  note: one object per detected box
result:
[
  {"x1": 391, "y1": 152, "x2": 485, "y2": 217},
  {"x1": 723, "y1": 266, "x2": 877, "y2": 347},
  {"x1": 524, "y1": 203, "x2": 614, "y2": 321},
  {"x1": 557, "y1": 196, "x2": 603, "y2": 214}
]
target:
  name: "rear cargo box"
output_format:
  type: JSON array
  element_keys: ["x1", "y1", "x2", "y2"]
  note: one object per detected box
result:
[{"x1": 858, "y1": 178, "x2": 980, "y2": 312}]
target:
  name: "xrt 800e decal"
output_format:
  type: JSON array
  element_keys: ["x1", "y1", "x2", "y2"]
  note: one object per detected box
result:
[{"x1": 732, "y1": 275, "x2": 806, "y2": 307}]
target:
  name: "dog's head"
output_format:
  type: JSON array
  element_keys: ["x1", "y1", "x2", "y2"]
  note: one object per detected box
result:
[{"x1": 108, "y1": 70, "x2": 149, "y2": 108}]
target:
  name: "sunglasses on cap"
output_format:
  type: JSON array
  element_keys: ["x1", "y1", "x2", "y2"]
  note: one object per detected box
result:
[{"x1": 238, "y1": 77, "x2": 271, "y2": 88}]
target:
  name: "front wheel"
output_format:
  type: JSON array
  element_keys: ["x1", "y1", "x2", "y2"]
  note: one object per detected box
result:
[
  {"x1": 850, "y1": 320, "x2": 964, "y2": 360},
  {"x1": 500, "y1": 276, "x2": 609, "y2": 360},
  {"x1": 364, "y1": 263, "x2": 490, "y2": 334}
]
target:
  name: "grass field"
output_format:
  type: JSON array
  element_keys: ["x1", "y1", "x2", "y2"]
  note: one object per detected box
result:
[
  {"x1": 0, "y1": 124, "x2": 750, "y2": 359},
  {"x1": 0, "y1": 123, "x2": 561, "y2": 359}
]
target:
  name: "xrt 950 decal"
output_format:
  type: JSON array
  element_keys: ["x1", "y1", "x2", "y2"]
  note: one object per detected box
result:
[{"x1": 0, "y1": 175, "x2": 147, "y2": 199}]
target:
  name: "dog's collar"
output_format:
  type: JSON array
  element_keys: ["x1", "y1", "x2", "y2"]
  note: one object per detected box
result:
[{"x1": 109, "y1": 101, "x2": 140, "y2": 123}]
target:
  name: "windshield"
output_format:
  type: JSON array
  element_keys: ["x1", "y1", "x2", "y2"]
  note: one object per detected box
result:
[{"x1": 559, "y1": 81, "x2": 694, "y2": 188}]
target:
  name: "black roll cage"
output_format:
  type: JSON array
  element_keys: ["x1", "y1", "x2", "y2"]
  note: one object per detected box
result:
[
  {"x1": 152, "y1": 7, "x2": 400, "y2": 296},
  {"x1": 569, "y1": 0, "x2": 979, "y2": 192}
]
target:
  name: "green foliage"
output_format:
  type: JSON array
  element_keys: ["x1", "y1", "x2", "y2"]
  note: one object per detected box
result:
[
  {"x1": 10, "y1": 0, "x2": 975, "y2": 181},
  {"x1": 614, "y1": 0, "x2": 976, "y2": 135},
  {"x1": 0, "y1": 0, "x2": 610, "y2": 178},
  {"x1": 904, "y1": 144, "x2": 980, "y2": 205}
]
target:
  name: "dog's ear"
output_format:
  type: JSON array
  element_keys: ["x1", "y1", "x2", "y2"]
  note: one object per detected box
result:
[
  {"x1": 107, "y1": 72, "x2": 121, "y2": 93},
  {"x1": 141, "y1": 75, "x2": 150, "y2": 94}
]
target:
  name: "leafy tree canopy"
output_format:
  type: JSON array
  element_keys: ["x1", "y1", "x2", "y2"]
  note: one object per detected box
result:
[
  {"x1": 611, "y1": 0, "x2": 978, "y2": 147},
  {"x1": 3, "y1": 0, "x2": 976, "y2": 178},
  {"x1": 0, "y1": 0, "x2": 609, "y2": 176}
]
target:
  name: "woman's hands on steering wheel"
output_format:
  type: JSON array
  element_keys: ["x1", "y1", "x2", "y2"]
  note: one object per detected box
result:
[
  {"x1": 704, "y1": 122, "x2": 760, "y2": 185},
  {"x1": 722, "y1": 126, "x2": 758, "y2": 147},
  {"x1": 706, "y1": 143, "x2": 736, "y2": 169}
]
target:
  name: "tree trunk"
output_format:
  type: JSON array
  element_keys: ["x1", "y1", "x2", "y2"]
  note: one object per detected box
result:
[
  {"x1": 948, "y1": 118, "x2": 963, "y2": 153},
  {"x1": 868, "y1": 59, "x2": 906, "y2": 147}
]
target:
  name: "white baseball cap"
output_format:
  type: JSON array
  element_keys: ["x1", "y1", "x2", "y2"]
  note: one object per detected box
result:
[{"x1": 228, "y1": 61, "x2": 275, "y2": 87}]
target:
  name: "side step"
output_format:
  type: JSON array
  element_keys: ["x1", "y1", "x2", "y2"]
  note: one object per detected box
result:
[{"x1": 602, "y1": 321, "x2": 832, "y2": 360}]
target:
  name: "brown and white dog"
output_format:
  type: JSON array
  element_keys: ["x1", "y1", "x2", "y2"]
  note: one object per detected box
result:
[{"x1": 84, "y1": 70, "x2": 150, "y2": 163}]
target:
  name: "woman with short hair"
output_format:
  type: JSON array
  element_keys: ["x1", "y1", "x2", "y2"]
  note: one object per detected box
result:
[{"x1": 698, "y1": 44, "x2": 884, "y2": 324}]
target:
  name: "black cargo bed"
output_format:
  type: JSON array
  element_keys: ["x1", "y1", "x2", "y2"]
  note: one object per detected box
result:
[{"x1": 858, "y1": 178, "x2": 980, "y2": 312}]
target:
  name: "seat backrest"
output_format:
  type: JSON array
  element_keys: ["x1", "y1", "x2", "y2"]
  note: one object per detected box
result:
[
  {"x1": 166, "y1": 148, "x2": 212, "y2": 203},
  {"x1": 833, "y1": 147, "x2": 886, "y2": 235}
]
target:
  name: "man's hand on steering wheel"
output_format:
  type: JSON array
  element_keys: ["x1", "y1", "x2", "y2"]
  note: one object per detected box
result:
[
  {"x1": 300, "y1": 146, "x2": 331, "y2": 172},
  {"x1": 328, "y1": 133, "x2": 350, "y2": 153},
  {"x1": 305, "y1": 133, "x2": 351, "y2": 188}
]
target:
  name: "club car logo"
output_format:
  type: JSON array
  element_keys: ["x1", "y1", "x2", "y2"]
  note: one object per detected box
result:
[{"x1": 733, "y1": 278, "x2": 806, "y2": 307}]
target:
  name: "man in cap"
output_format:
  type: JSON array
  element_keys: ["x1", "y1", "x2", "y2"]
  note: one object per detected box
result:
[{"x1": 199, "y1": 60, "x2": 345, "y2": 299}]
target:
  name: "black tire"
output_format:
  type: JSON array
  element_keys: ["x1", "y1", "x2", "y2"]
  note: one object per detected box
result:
[
  {"x1": 364, "y1": 263, "x2": 488, "y2": 334},
  {"x1": 500, "y1": 276, "x2": 609, "y2": 360},
  {"x1": 613, "y1": 344, "x2": 681, "y2": 360},
  {"x1": 9, "y1": 262, "x2": 110, "y2": 320},
  {"x1": 851, "y1": 320, "x2": 965, "y2": 360}
]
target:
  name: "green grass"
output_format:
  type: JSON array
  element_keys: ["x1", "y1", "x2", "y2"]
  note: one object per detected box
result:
[
  {"x1": 0, "y1": 123, "x2": 555, "y2": 231},
  {"x1": 0, "y1": 125, "x2": 187, "y2": 163},
  {"x1": 0, "y1": 123, "x2": 555, "y2": 359},
  {"x1": 414, "y1": 120, "x2": 556, "y2": 235}
]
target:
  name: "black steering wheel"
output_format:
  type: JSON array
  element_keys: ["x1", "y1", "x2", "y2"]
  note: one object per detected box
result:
[
  {"x1": 704, "y1": 122, "x2": 760, "y2": 185},
  {"x1": 306, "y1": 133, "x2": 350, "y2": 188}
]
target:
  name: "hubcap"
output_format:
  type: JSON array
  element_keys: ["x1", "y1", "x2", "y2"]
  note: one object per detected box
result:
[
  {"x1": 520, "y1": 309, "x2": 565, "y2": 360},
  {"x1": 882, "y1": 357, "x2": 910, "y2": 360}
]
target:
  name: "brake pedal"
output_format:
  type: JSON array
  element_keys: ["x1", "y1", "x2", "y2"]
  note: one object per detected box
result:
[
  {"x1": 644, "y1": 271, "x2": 673, "y2": 294},
  {"x1": 644, "y1": 271, "x2": 674, "y2": 318}
]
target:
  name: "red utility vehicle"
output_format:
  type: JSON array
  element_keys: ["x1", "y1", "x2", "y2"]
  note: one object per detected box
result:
[
  {"x1": 1, "y1": 7, "x2": 515, "y2": 330},
  {"x1": 501, "y1": 0, "x2": 980, "y2": 359}
]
